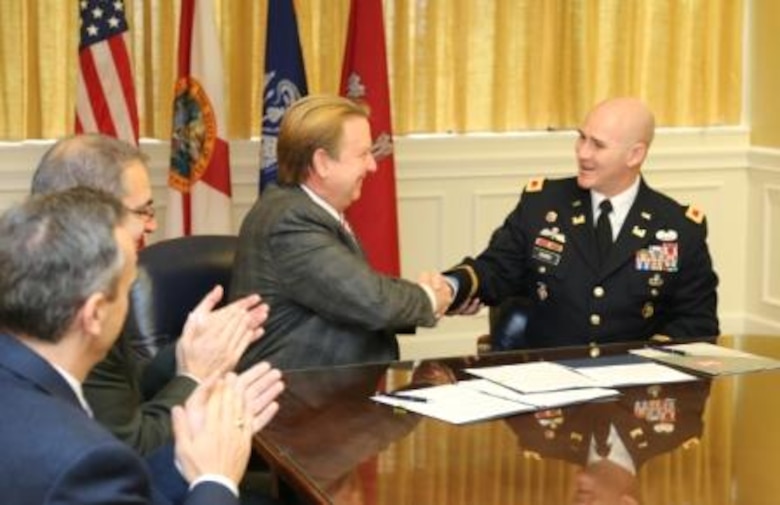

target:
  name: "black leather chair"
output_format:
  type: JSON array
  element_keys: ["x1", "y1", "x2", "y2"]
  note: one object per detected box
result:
[
  {"x1": 124, "y1": 235, "x2": 238, "y2": 362},
  {"x1": 487, "y1": 296, "x2": 532, "y2": 351}
]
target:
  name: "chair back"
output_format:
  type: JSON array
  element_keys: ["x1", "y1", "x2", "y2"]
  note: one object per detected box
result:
[
  {"x1": 125, "y1": 235, "x2": 238, "y2": 361},
  {"x1": 488, "y1": 296, "x2": 532, "y2": 351}
]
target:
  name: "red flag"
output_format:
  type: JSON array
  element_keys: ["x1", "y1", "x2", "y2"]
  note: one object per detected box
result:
[
  {"x1": 340, "y1": 0, "x2": 400, "y2": 276},
  {"x1": 75, "y1": 0, "x2": 139, "y2": 145},
  {"x1": 166, "y1": 0, "x2": 232, "y2": 237}
]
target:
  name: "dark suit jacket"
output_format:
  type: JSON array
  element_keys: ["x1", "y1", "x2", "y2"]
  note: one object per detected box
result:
[
  {"x1": 230, "y1": 185, "x2": 437, "y2": 370},
  {"x1": 0, "y1": 333, "x2": 235, "y2": 505},
  {"x1": 84, "y1": 330, "x2": 197, "y2": 455},
  {"x1": 447, "y1": 176, "x2": 719, "y2": 347}
]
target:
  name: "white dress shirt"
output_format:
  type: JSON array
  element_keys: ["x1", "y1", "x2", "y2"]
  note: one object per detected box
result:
[{"x1": 590, "y1": 176, "x2": 641, "y2": 241}]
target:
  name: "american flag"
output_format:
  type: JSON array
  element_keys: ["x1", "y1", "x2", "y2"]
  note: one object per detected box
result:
[{"x1": 76, "y1": 0, "x2": 139, "y2": 145}]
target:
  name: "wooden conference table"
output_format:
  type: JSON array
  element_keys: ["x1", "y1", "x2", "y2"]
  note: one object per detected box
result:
[{"x1": 252, "y1": 335, "x2": 780, "y2": 505}]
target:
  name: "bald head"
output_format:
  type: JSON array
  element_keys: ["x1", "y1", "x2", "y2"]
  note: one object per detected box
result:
[
  {"x1": 575, "y1": 97, "x2": 656, "y2": 197},
  {"x1": 587, "y1": 97, "x2": 655, "y2": 150}
]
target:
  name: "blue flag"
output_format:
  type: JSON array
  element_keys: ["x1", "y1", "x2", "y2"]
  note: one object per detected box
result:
[{"x1": 260, "y1": 0, "x2": 308, "y2": 192}]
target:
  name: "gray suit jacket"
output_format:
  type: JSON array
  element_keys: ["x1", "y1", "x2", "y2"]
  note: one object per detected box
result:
[{"x1": 231, "y1": 185, "x2": 436, "y2": 370}]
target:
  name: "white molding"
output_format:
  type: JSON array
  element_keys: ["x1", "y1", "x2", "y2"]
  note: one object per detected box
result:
[
  {"x1": 397, "y1": 191, "x2": 446, "y2": 269},
  {"x1": 749, "y1": 146, "x2": 780, "y2": 173},
  {"x1": 719, "y1": 313, "x2": 746, "y2": 336},
  {"x1": 0, "y1": 128, "x2": 752, "y2": 184},
  {"x1": 392, "y1": 127, "x2": 750, "y2": 179},
  {"x1": 652, "y1": 181, "x2": 725, "y2": 192},
  {"x1": 743, "y1": 314, "x2": 780, "y2": 335},
  {"x1": 762, "y1": 185, "x2": 780, "y2": 307}
]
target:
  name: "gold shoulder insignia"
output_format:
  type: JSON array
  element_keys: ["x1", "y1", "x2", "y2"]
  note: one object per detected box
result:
[
  {"x1": 685, "y1": 205, "x2": 705, "y2": 224},
  {"x1": 525, "y1": 177, "x2": 546, "y2": 193},
  {"x1": 682, "y1": 437, "x2": 701, "y2": 450},
  {"x1": 523, "y1": 450, "x2": 542, "y2": 461}
]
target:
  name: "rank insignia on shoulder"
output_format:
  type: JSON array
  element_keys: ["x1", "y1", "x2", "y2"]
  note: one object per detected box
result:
[
  {"x1": 525, "y1": 177, "x2": 546, "y2": 193},
  {"x1": 685, "y1": 205, "x2": 705, "y2": 224}
]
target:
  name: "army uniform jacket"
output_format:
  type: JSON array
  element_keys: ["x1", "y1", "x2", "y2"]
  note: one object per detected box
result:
[
  {"x1": 447, "y1": 176, "x2": 719, "y2": 348},
  {"x1": 505, "y1": 380, "x2": 711, "y2": 470}
]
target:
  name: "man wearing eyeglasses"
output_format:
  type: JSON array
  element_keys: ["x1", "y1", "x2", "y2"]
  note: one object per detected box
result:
[{"x1": 30, "y1": 133, "x2": 275, "y2": 457}]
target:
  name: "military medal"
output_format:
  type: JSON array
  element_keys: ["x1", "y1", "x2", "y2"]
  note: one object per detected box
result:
[
  {"x1": 535, "y1": 237, "x2": 563, "y2": 253},
  {"x1": 546, "y1": 211, "x2": 557, "y2": 223},
  {"x1": 536, "y1": 281, "x2": 548, "y2": 301},
  {"x1": 648, "y1": 273, "x2": 664, "y2": 287},
  {"x1": 572, "y1": 214, "x2": 586, "y2": 225},
  {"x1": 656, "y1": 229, "x2": 678, "y2": 241}
]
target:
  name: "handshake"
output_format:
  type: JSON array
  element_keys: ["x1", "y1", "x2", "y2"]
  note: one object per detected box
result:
[{"x1": 417, "y1": 271, "x2": 483, "y2": 319}]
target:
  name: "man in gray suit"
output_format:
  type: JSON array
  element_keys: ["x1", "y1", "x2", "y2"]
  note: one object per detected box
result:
[{"x1": 231, "y1": 95, "x2": 452, "y2": 370}]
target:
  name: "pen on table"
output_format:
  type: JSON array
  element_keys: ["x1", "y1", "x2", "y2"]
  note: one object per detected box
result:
[
  {"x1": 649, "y1": 345, "x2": 688, "y2": 356},
  {"x1": 381, "y1": 391, "x2": 429, "y2": 403}
]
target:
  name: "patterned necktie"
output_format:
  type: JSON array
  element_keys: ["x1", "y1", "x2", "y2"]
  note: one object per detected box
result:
[
  {"x1": 340, "y1": 215, "x2": 354, "y2": 235},
  {"x1": 596, "y1": 199, "x2": 613, "y2": 263}
]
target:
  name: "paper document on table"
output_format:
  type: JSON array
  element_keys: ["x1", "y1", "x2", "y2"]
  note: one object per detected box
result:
[
  {"x1": 573, "y1": 362, "x2": 697, "y2": 387},
  {"x1": 459, "y1": 379, "x2": 620, "y2": 408},
  {"x1": 465, "y1": 361, "x2": 601, "y2": 393},
  {"x1": 371, "y1": 383, "x2": 535, "y2": 425},
  {"x1": 631, "y1": 342, "x2": 780, "y2": 376}
]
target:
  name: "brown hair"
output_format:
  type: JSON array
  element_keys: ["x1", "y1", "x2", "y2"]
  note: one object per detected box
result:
[{"x1": 277, "y1": 95, "x2": 369, "y2": 186}]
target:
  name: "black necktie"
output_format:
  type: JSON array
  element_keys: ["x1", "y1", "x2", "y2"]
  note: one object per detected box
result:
[
  {"x1": 596, "y1": 199, "x2": 613, "y2": 263},
  {"x1": 594, "y1": 421, "x2": 612, "y2": 457}
]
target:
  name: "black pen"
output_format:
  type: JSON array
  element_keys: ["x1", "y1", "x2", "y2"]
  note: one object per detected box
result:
[
  {"x1": 649, "y1": 345, "x2": 688, "y2": 356},
  {"x1": 381, "y1": 392, "x2": 429, "y2": 403}
]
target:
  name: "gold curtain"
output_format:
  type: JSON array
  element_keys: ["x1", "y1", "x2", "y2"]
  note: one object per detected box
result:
[{"x1": 0, "y1": 0, "x2": 742, "y2": 140}]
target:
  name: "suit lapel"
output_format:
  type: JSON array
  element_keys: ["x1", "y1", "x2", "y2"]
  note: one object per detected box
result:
[
  {"x1": 561, "y1": 185, "x2": 600, "y2": 273},
  {"x1": 338, "y1": 222, "x2": 365, "y2": 257},
  {"x1": 0, "y1": 333, "x2": 85, "y2": 412},
  {"x1": 295, "y1": 188, "x2": 365, "y2": 258},
  {"x1": 600, "y1": 180, "x2": 662, "y2": 278}
]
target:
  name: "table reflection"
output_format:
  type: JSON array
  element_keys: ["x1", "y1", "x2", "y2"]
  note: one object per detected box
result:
[
  {"x1": 256, "y1": 339, "x2": 755, "y2": 505},
  {"x1": 505, "y1": 380, "x2": 711, "y2": 505},
  {"x1": 261, "y1": 363, "x2": 420, "y2": 503}
]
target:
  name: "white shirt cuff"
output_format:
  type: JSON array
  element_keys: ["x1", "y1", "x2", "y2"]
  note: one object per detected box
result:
[
  {"x1": 190, "y1": 474, "x2": 240, "y2": 498},
  {"x1": 444, "y1": 275, "x2": 459, "y2": 298},
  {"x1": 419, "y1": 283, "x2": 438, "y2": 314}
]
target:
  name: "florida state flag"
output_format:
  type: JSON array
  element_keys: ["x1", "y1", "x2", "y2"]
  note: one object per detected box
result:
[
  {"x1": 340, "y1": 0, "x2": 400, "y2": 276},
  {"x1": 167, "y1": 0, "x2": 232, "y2": 237}
]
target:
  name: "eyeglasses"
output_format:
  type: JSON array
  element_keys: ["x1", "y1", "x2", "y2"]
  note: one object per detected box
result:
[{"x1": 125, "y1": 202, "x2": 156, "y2": 221}]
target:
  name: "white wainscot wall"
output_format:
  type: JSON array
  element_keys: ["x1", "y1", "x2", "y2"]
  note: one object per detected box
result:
[{"x1": 0, "y1": 127, "x2": 769, "y2": 359}]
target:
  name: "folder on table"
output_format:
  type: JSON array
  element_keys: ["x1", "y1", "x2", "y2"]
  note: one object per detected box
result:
[{"x1": 631, "y1": 342, "x2": 780, "y2": 376}]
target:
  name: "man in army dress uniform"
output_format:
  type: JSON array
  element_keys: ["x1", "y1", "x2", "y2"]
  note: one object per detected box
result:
[
  {"x1": 445, "y1": 97, "x2": 719, "y2": 349},
  {"x1": 505, "y1": 380, "x2": 712, "y2": 505}
]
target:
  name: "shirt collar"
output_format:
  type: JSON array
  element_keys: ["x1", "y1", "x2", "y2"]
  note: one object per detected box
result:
[
  {"x1": 590, "y1": 176, "x2": 641, "y2": 222},
  {"x1": 300, "y1": 183, "x2": 345, "y2": 227},
  {"x1": 50, "y1": 362, "x2": 93, "y2": 417}
]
